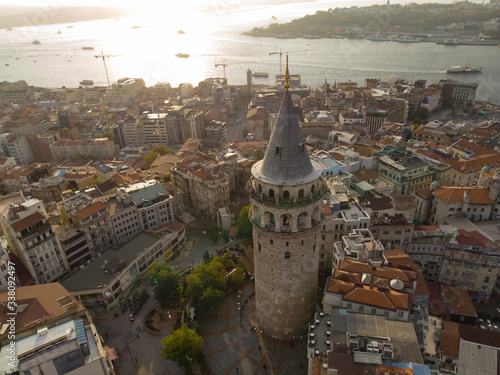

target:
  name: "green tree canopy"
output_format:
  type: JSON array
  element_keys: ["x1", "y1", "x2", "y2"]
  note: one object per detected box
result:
[
  {"x1": 97, "y1": 131, "x2": 117, "y2": 143},
  {"x1": 59, "y1": 127, "x2": 70, "y2": 138},
  {"x1": 161, "y1": 324, "x2": 203, "y2": 369},
  {"x1": 143, "y1": 152, "x2": 160, "y2": 170},
  {"x1": 237, "y1": 205, "x2": 252, "y2": 244},
  {"x1": 230, "y1": 264, "x2": 246, "y2": 290},
  {"x1": 149, "y1": 263, "x2": 180, "y2": 304},
  {"x1": 184, "y1": 255, "x2": 236, "y2": 312},
  {"x1": 207, "y1": 224, "x2": 220, "y2": 243},
  {"x1": 152, "y1": 145, "x2": 173, "y2": 155}
]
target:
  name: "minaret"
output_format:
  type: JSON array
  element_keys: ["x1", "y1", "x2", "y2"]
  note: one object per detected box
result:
[{"x1": 248, "y1": 57, "x2": 325, "y2": 340}]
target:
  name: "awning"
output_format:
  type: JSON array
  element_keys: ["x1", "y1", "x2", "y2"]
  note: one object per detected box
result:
[{"x1": 105, "y1": 346, "x2": 119, "y2": 360}]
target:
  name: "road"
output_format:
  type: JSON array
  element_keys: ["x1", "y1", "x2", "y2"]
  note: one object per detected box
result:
[{"x1": 227, "y1": 106, "x2": 249, "y2": 142}]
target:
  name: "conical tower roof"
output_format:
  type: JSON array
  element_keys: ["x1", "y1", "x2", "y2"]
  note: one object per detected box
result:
[{"x1": 252, "y1": 91, "x2": 321, "y2": 186}]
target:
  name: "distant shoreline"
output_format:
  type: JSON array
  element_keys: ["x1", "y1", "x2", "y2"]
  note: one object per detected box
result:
[{"x1": 0, "y1": 6, "x2": 133, "y2": 29}]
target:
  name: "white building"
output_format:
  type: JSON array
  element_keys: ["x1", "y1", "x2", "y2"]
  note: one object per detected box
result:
[{"x1": 103, "y1": 77, "x2": 145, "y2": 107}]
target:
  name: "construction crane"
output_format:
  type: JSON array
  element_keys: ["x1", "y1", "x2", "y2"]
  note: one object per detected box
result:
[
  {"x1": 94, "y1": 51, "x2": 113, "y2": 86},
  {"x1": 215, "y1": 61, "x2": 229, "y2": 80},
  {"x1": 269, "y1": 48, "x2": 312, "y2": 75}
]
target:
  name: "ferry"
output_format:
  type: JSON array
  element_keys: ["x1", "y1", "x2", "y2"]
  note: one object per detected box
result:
[
  {"x1": 365, "y1": 33, "x2": 390, "y2": 41},
  {"x1": 79, "y1": 80, "x2": 94, "y2": 86},
  {"x1": 436, "y1": 39, "x2": 460, "y2": 45},
  {"x1": 252, "y1": 72, "x2": 269, "y2": 78},
  {"x1": 32, "y1": 40, "x2": 41, "y2": 45},
  {"x1": 81, "y1": 46, "x2": 94, "y2": 50},
  {"x1": 175, "y1": 53, "x2": 190, "y2": 58},
  {"x1": 446, "y1": 64, "x2": 482, "y2": 73},
  {"x1": 177, "y1": 30, "x2": 185, "y2": 34},
  {"x1": 393, "y1": 35, "x2": 420, "y2": 43}
]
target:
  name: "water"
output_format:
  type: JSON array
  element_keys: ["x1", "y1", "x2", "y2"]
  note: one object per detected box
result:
[{"x1": 0, "y1": 0, "x2": 499, "y2": 102}]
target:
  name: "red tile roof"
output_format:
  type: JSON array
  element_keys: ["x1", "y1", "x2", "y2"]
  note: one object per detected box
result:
[
  {"x1": 440, "y1": 321, "x2": 460, "y2": 359},
  {"x1": 441, "y1": 285, "x2": 477, "y2": 318},
  {"x1": 76, "y1": 201, "x2": 107, "y2": 220},
  {"x1": 11, "y1": 212, "x2": 45, "y2": 233},
  {"x1": 433, "y1": 187, "x2": 495, "y2": 204},
  {"x1": 454, "y1": 229, "x2": 500, "y2": 249}
]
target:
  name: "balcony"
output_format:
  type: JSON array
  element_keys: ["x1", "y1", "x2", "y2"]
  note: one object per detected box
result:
[{"x1": 249, "y1": 183, "x2": 328, "y2": 209}]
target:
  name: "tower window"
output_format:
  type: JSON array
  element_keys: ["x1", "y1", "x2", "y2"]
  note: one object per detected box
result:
[
  {"x1": 285, "y1": 241, "x2": 289, "y2": 247},
  {"x1": 284, "y1": 190, "x2": 290, "y2": 200},
  {"x1": 269, "y1": 189, "x2": 274, "y2": 198},
  {"x1": 301, "y1": 240, "x2": 304, "y2": 245},
  {"x1": 258, "y1": 243, "x2": 261, "y2": 252},
  {"x1": 275, "y1": 146, "x2": 280, "y2": 155},
  {"x1": 301, "y1": 143, "x2": 305, "y2": 153},
  {"x1": 298, "y1": 189, "x2": 304, "y2": 198},
  {"x1": 270, "y1": 239, "x2": 273, "y2": 245},
  {"x1": 285, "y1": 252, "x2": 290, "y2": 260},
  {"x1": 313, "y1": 245, "x2": 316, "y2": 253},
  {"x1": 258, "y1": 184, "x2": 262, "y2": 193},
  {"x1": 311, "y1": 185, "x2": 315, "y2": 194}
]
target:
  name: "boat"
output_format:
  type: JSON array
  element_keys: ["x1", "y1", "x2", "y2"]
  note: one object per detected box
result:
[
  {"x1": 175, "y1": 53, "x2": 189, "y2": 58},
  {"x1": 252, "y1": 72, "x2": 269, "y2": 78},
  {"x1": 446, "y1": 63, "x2": 483, "y2": 73},
  {"x1": 436, "y1": 39, "x2": 460, "y2": 45},
  {"x1": 132, "y1": 25, "x2": 148, "y2": 29},
  {"x1": 5, "y1": 64, "x2": 9, "y2": 66},
  {"x1": 81, "y1": 47, "x2": 94, "y2": 50},
  {"x1": 32, "y1": 40, "x2": 41, "y2": 45},
  {"x1": 57, "y1": 30, "x2": 61, "y2": 34},
  {"x1": 66, "y1": 26, "x2": 73, "y2": 28},
  {"x1": 393, "y1": 35, "x2": 420, "y2": 43},
  {"x1": 177, "y1": 30, "x2": 185, "y2": 34},
  {"x1": 79, "y1": 80, "x2": 94, "y2": 86},
  {"x1": 365, "y1": 33, "x2": 390, "y2": 41}
]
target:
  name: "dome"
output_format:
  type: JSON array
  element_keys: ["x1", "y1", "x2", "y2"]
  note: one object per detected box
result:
[
  {"x1": 390, "y1": 278, "x2": 404, "y2": 291},
  {"x1": 431, "y1": 181, "x2": 439, "y2": 186},
  {"x1": 482, "y1": 166, "x2": 489, "y2": 171}
]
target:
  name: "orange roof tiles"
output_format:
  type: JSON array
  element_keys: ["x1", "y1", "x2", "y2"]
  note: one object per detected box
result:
[
  {"x1": 433, "y1": 186, "x2": 495, "y2": 204},
  {"x1": 441, "y1": 285, "x2": 478, "y2": 318},
  {"x1": 11, "y1": 212, "x2": 45, "y2": 233},
  {"x1": 338, "y1": 259, "x2": 417, "y2": 283},
  {"x1": 455, "y1": 229, "x2": 500, "y2": 249},
  {"x1": 76, "y1": 201, "x2": 107, "y2": 220},
  {"x1": 439, "y1": 321, "x2": 460, "y2": 359}
]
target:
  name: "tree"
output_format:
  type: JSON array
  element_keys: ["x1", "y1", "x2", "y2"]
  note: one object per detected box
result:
[
  {"x1": 59, "y1": 127, "x2": 70, "y2": 138},
  {"x1": 242, "y1": 128, "x2": 249, "y2": 138},
  {"x1": 143, "y1": 152, "x2": 160, "y2": 170},
  {"x1": 207, "y1": 224, "x2": 220, "y2": 243},
  {"x1": 230, "y1": 265, "x2": 246, "y2": 290},
  {"x1": 149, "y1": 263, "x2": 180, "y2": 305},
  {"x1": 161, "y1": 324, "x2": 203, "y2": 369},
  {"x1": 152, "y1": 145, "x2": 172, "y2": 155},
  {"x1": 414, "y1": 107, "x2": 429, "y2": 124},
  {"x1": 98, "y1": 131, "x2": 117, "y2": 143},
  {"x1": 237, "y1": 205, "x2": 252, "y2": 241},
  {"x1": 184, "y1": 255, "x2": 236, "y2": 312}
]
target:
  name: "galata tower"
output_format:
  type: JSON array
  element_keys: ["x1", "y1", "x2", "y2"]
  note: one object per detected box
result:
[{"x1": 248, "y1": 59, "x2": 325, "y2": 340}]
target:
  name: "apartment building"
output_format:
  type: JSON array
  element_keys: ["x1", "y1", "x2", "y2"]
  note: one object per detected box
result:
[
  {"x1": 103, "y1": 77, "x2": 145, "y2": 107},
  {"x1": 0, "y1": 199, "x2": 69, "y2": 284},
  {"x1": 409, "y1": 226, "x2": 446, "y2": 284},
  {"x1": 50, "y1": 138, "x2": 117, "y2": 160}
]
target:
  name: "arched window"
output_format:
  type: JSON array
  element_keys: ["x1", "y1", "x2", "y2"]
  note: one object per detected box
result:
[
  {"x1": 270, "y1": 239, "x2": 273, "y2": 245},
  {"x1": 285, "y1": 242, "x2": 289, "y2": 247},
  {"x1": 258, "y1": 243, "x2": 261, "y2": 252},
  {"x1": 284, "y1": 190, "x2": 290, "y2": 200},
  {"x1": 258, "y1": 184, "x2": 262, "y2": 193},
  {"x1": 298, "y1": 189, "x2": 304, "y2": 198},
  {"x1": 311, "y1": 184, "x2": 315, "y2": 194},
  {"x1": 275, "y1": 146, "x2": 280, "y2": 155},
  {"x1": 269, "y1": 189, "x2": 274, "y2": 198},
  {"x1": 301, "y1": 240, "x2": 304, "y2": 245}
]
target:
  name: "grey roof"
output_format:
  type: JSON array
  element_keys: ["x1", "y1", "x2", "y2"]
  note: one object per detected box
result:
[
  {"x1": 252, "y1": 92, "x2": 321, "y2": 186},
  {"x1": 130, "y1": 183, "x2": 169, "y2": 206}
]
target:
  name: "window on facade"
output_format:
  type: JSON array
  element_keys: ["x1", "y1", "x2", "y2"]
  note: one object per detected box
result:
[
  {"x1": 285, "y1": 242, "x2": 289, "y2": 247},
  {"x1": 347, "y1": 303, "x2": 352, "y2": 309},
  {"x1": 371, "y1": 308, "x2": 376, "y2": 314},
  {"x1": 359, "y1": 306, "x2": 364, "y2": 312},
  {"x1": 269, "y1": 189, "x2": 274, "y2": 198},
  {"x1": 298, "y1": 189, "x2": 304, "y2": 198},
  {"x1": 285, "y1": 252, "x2": 290, "y2": 260},
  {"x1": 283, "y1": 190, "x2": 290, "y2": 200}
]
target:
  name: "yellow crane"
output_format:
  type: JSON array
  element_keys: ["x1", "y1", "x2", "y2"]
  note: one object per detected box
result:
[
  {"x1": 94, "y1": 51, "x2": 114, "y2": 86},
  {"x1": 269, "y1": 48, "x2": 312, "y2": 75},
  {"x1": 214, "y1": 61, "x2": 229, "y2": 79}
]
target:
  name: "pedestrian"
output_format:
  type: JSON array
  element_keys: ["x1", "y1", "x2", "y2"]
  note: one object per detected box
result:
[
  {"x1": 134, "y1": 357, "x2": 137, "y2": 363},
  {"x1": 104, "y1": 333, "x2": 108, "y2": 339},
  {"x1": 136, "y1": 333, "x2": 140, "y2": 339},
  {"x1": 236, "y1": 367, "x2": 239, "y2": 373}
]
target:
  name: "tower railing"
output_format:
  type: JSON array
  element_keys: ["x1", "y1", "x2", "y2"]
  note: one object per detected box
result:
[{"x1": 248, "y1": 182, "x2": 328, "y2": 208}]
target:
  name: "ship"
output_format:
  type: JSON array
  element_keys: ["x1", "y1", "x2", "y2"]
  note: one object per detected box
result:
[
  {"x1": 79, "y1": 80, "x2": 94, "y2": 86},
  {"x1": 436, "y1": 39, "x2": 460, "y2": 45},
  {"x1": 81, "y1": 46, "x2": 94, "y2": 50},
  {"x1": 32, "y1": 40, "x2": 41, "y2": 45},
  {"x1": 177, "y1": 30, "x2": 185, "y2": 34},
  {"x1": 365, "y1": 33, "x2": 390, "y2": 41},
  {"x1": 175, "y1": 53, "x2": 189, "y2": 58},
  {"x1": 446, "y1": 63, "x2": 483, "y2": 73},
  {"x1": 393, "y1": 35, "x2": 420, "y2": 43},
  {"x1": 252, "y1": 72, "x2": 269, "y2": 78}
]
